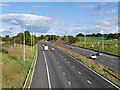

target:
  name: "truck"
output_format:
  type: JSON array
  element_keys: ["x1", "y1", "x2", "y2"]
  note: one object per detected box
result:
[{"x1": 44, "y1": 46, "x2": 48, "y2": 51}]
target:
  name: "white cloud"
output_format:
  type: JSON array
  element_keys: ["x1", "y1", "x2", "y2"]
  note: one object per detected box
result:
[
  {"x1": 95, "y1": 2, "x2": 112, "y2": 11},
  {"x1": 105, "y1": 9, "x2": 117, "y2": 15},
  {"x1": 87, "y1": 11, "x2": 102, "y2": 16},
  {"x1": 93, "y1": 16, "x2": 118, "y2": 26},
  {"x1": 79, "y1": 5, "x2": 96, "y2": 8},
  {"x1": 32, "y1": 5, "x2": 49, "y2": 8},
  {"x1": 1, "y1": 14, "x2": 57, "y2": 33},
  {"x1": 0, "y1": 4, "x2": 10, "y2": 7}
]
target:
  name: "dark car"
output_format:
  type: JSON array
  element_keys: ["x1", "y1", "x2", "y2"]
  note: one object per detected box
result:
[
  {"x1": 70, "y1": 46, "x2": 73, "y2": 49},
  {"x1": 96, "y1": 52, "x2": 103, "y2": 56}
]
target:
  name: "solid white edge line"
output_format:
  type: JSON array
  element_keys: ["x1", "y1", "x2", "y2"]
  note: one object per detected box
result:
[
  {"x1": 28, "y1": 44, "x2": 38, "y2": 89},
  {"x1": 40, "y1": 45, "x2": 51, "y2": 90},
  {"x1": 53, "y1": 44, "x2": 120, "y2": 89}
]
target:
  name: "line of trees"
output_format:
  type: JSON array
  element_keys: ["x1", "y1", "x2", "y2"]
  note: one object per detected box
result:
[
  {"x1": 2, "y1": 31, "x2": 38, "y2": 46},
  {"x1": 76, "y1": 33, "x2": 119, "y2": 39}
]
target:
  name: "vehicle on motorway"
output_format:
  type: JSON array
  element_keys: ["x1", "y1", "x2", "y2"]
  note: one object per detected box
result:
[
  {"x1": 51, "y1": 48, "x2": 54, "y2": 51},
  {"x1": 44, "y1": 46, "x2": 48, "y2": 51},
  {"x1": 89, "y1": 54, "x2": 97, "y2": 59},
  {"x1": 95, "y1": 52, "x2": 103, "y2": 56},
  {"x1": 70, "y1": 46, "x2": 73, "y2": 49}
]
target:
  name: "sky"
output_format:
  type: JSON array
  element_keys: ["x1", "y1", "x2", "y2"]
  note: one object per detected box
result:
[{"x1": 0, "y1": 2, "x2": 118, "y2": 37}]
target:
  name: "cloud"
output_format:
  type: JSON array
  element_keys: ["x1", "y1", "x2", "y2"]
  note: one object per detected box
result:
[
  {"x1": 32, "y1": 5, "x2": 49, "y2": 8},
  {"x1": 93, "y1": 16, "x2": 118, "y2": 26},
  {"x1": 1, "y1": 14, "x2": 57, "y2": 33},
  {"x1": 87, "y1": 11, "x2": 102, "y2": 16},
  {"x1": 95, "y1": 2, "x2": 112, "y2": 11},
  {"x1": 105, "y1": 9, "x2": 117, "y2": 15},
  {"x1": 79, "y1": 5, "x2": 96, "y2": 8},
  {"x1": 0, "y1": 4, "x2": 10, "y2": 7}
]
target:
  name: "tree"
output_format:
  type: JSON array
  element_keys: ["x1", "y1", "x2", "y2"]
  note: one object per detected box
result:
[
  {"x1": 73, "y1": 37, "x2": 79, "y2": 43},
  {"x1": 68, "y1": 35, "x2": 74, "y2": 42},
  {"x1": 76, "y1": 33, "x2": 84, "y2": 37},
  {"x1": 5, "y1": 35, "x2": 9, "y2": 37},
  {"x1": 25, "y1": 31, "x2": 31, "y2": 45}
]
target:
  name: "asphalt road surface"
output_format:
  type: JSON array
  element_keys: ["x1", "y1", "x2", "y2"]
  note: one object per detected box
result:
[
  {"x1": 30, "y1": 42, "x2": 119, "y2": 89},
  {"x1": 50, "y1": 42, "x2": 119, "y2": 72}
]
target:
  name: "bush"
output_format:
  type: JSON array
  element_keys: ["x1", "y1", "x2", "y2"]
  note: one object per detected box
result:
[{"x1": 2, "y1": 49, "x2": 8, "y2": 54}]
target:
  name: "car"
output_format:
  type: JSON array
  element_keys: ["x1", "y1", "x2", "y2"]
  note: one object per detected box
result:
[
  {"x1": 70, "y1": 46, "x2": 73, "y2": 49},
  {"x1": 96, "y1": 52, "x2": 102, "y2": 56},
  {"x1": 51, "y1": 48, "x2": 54, "y2": 51},
  {"x1": 89, "y1": 54, "x2": 97, "y2": 59}
]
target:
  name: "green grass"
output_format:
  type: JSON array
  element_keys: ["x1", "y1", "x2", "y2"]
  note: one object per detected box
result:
[
  {"x1": 56, "y1": 37, "x2": 118, "y2": 55},
  {"x1": 2, "y1": 43, "x2": 36, "y2": 88}
]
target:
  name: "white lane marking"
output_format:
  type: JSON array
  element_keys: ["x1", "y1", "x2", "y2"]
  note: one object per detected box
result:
[
  {"x1": 65, "y1": 59, "x2": 66, "y2": 60},
  {"x1": 63, "y1": 72, "x2": 65, "y2": 75},
  {"x1": 60, "y1": 66, "x2": 62, "y2": 69},
  {"x1": 112, "y1": 60, "x2": 114, "y2": 62},
  {"x1": 57, "y1": 62, "x2": 58, "y2": 64},
  {"x1": 62, "y1": 56, "x2": 63, "y2": 57},
  {"x1": 87, "y1": 80, "x2": 91, "y2": 84},
  {"x1": 78, "y1": 71, "x2": 81, "y2": 74},
  {"x1": 68, "y1": 81, "x2": 71, "y2": 85},
  {"x1": 101, "y1": 60, "x2": 103, "y2": 61},
  {"x1": 60, "y1": 49, "x2": 120, "y2": 89},
  {"x1": 40, "y1": 45, "x2": 51, "y2": 89},
  {"x1": 68, "y1": 62, "x2": 70, "y2": 63},
  {"x1": 54, "y1": 59, "x2": 56, "y2": 60},
  {"x1": 51, "y1": 42, "x2": 120, "y2": 89},
  {"x1": 73, "y1": 66, "x2": 74, "y2": 68}
]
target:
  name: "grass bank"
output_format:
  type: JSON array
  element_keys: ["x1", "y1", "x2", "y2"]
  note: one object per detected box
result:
[
  {"x1": 2, "y1": 42, "x2": 36, "y2": 88},
  {"x1": 50, "y1": 43, "x2": 120, "y2": 87},
  {"x1": 56, "y1": 37, "x2": 118, "y2": 55}
]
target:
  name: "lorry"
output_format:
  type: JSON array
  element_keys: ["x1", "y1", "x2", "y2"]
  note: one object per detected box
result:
[{"x1": 44, "y1": 46, "x2": 48, "y2": 51}]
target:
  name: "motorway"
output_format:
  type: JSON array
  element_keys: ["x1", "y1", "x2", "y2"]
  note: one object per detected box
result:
[
  {"x1": 30, "y1": 42, "x2": 119, "y2": 89},
  {"x1": 50, "y1": 42, "x2": 119, "y2": 72}
]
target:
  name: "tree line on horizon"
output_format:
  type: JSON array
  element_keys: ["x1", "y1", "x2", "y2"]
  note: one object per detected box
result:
[
  {"x1": 2, "y1": 32, "x2": 119, "y2": 45},
  {"x1": 2, "y1": 31, "x2": 38, "y2": 46}
]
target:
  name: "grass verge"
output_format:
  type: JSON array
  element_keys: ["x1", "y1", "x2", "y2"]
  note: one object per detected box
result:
[
  {"x1": 50, "y1": 43, "x2": 120, "y2": 87},
  {"x1": 24, "y1": 45, "x2": 37, "y2": 88},
  {"x1": 2, "y1": 43, "x2": 36, "y2": 88}
]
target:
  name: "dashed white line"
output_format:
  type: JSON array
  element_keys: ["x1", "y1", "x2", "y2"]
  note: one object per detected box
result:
[
  {"x1": 68, "y1": 62, "x2": 70, "y2": 63},
  {"x1": 112, "y1": 60, "x2": 114, "y2": 62},
  {"x1": 60, "y1": 67, "x2": 62, "y2": 69},
  {"x1": 65, "y1": 59, "x2": 66, "y2": 60},
  {"x1": 57, "y1": 62, "x2": 58, "y2": 64},
  {"x1": 68, "y1": 81, "x2": 72, "y2": 85},
  {"x1": 73, "y1": 66, "x2": 74, "y2": 68},
  {"x1": 63, "y1": 72, "x2": 65, "y2": 75},
  {"x1": 78, "y1": 72, "x2": 81, "y2": 74},
  {"x1": 101, "y1": 60, "x2": 103, "y2": 61},
  {"x1": 87, "y1": 80, "x2": 91, "y2": 84}
]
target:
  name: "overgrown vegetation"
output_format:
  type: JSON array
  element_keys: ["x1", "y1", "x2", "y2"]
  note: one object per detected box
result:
[{"x1": 2, "y1": 43, "x2": 36, "y2": 88}]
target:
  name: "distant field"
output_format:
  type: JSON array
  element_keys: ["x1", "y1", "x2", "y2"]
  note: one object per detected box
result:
[
  {"x1": 56, "y1": 37, "x2": 118, "y2": 55},
  {"x1": 2, "y1": 42, "x2": 36, "y2": 88}
]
